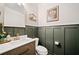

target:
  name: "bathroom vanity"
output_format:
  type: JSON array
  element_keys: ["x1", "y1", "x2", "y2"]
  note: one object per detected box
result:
[{"x1": 0, "y1": 38, "x2": 36, "y2": 55}]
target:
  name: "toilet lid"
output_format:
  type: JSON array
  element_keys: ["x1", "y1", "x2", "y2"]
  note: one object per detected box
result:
[{"x1": 36, "y1": 45, "x2": 47, "y2": 52}]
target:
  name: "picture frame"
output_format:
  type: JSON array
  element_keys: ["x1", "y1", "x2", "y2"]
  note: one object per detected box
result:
[
  {"x1": 29, "y1": 13, "x2": 37, "y2": 21},
  {"x1": 47, "y1": 6, "x2": 59, "y2": 22}
]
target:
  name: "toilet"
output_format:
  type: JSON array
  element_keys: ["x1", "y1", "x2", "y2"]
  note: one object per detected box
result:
[{"x1": 33, "y1": 38, "x2": 48, "y2": 55}]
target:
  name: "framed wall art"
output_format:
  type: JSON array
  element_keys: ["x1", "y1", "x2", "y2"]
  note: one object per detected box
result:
[
  {"x1": 47, "y1": 6, "x2": 59, "y2": 22},
  {"x1": 29, "y1": 13, "x2": 37, "y2": 21}
]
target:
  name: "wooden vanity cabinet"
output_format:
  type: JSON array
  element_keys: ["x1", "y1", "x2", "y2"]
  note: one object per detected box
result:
[{"x1": 2, "y1": 41, "x2": 35, "y2": 55}]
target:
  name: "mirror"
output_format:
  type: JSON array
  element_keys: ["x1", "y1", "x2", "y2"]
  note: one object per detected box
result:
[{"x1": 0, "y1": 3, "x2": 25, "y2": 34}]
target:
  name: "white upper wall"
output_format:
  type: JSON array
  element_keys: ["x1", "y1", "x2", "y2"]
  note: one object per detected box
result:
[
  {"x1": 38, "y1": 3, "x2": 79, "y2": 26},
  {"x1": 0, "y1": 3, "x2": 79, "y2": 27},
  {"x1": 0, "y1": 3, "x2": 38, "y2": 27}
]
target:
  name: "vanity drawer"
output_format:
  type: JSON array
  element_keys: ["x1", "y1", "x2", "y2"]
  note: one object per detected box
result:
[{"x1": 2, "y1": 41, "x2": 35, "y2": 55}]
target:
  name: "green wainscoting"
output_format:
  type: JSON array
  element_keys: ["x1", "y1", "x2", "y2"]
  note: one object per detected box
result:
[
  {"x1": 38, "y1": 26, "x2": 64, "y2": 55},
  {"x1": 45, "y1": 27, "x2": 54, "y2": 54},
  {"x1": 38, "y1": 24, "x2": 79, "y2": 55},
  {"x1": 4, "y1": 25, "x2": 38, "y2": 38},
  {"x1": 38, "y1": 27, "x2": 46, "y2": 47},
  {"x1": 4, "y1": 27, "x2": 14, "y2": 36},
  {"x1": 33, "y1": 27, "x2": 38, "y2": 38},
  {"x1": 3, "y1": 24, "x2": 79, "y2": 55},
  {"x1": 53, "y1": 26, "x2": 64, "y2": 55},
  {"x1": 65, "y1": 26, "x2": 79, "y2": 55},
  {"x1": 25, "y1": 25, "x2": 38, "y2": 38},
  {"x1": 4, "y1": 27, "x2": 25, "y2": 36},
  {"x1": 25, "y1": 26, "x2": 34, "y2": 38},
  {"x1": 13, "y1": 27, "x2": 25, "y2": 36}
]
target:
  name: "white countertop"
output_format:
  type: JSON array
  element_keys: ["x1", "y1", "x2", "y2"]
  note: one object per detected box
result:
[{"x1": 0, "y1": 38, "x2": 36, "y2": 54}]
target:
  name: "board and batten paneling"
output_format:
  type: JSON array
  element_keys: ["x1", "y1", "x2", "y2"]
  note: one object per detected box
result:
[
  {"x1": 65, "y1": 26, "x2": 79, "y2": 55},
  {"x1": 45, "y1": 27, "x2": 54, "y2": 54},
  {"x1": 53, "y1": 27, "x2": 64, "y2": 55},
  {"x1": 38, "y1": 27, "x2": 46, "y2": 47},
  {"x1": 4, "y1": 27, "x2": 14, "y2": 36},
  {"x1": 38, "y1": 26, "x2": 64, "y2": 55},
  {"x1": 4, "y1": 24, "x2": 79, "y2": 55},
  {"x1": 13, "y1": 27, "x2": 25, "y2": 36},
  {"x1": 25, "y1": 25, "x2": 38, "y2": 38},
  {"x1": 33, "y1": 27, "x2": 38, "y2": 38},
  {"x1": 4, "y1": 27, "x2": 25, "y2": 37},
  {"x1": 25, "y1": 26, "x2": 34, "y2": 38}
]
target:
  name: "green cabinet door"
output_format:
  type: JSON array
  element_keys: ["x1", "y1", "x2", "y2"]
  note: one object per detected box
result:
[
  {"x1": 65, "y1": 26, "x2": 79, "y2": 55},
  {"x1": 38, "y1": 27, "x2": 46, "y2": 47},
  {"x1": 45, "y1": 27, "x2": 54, "y2": 54},
  {"x1": 53, "y1": 27, "x2": 64, "y2": 55}
]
